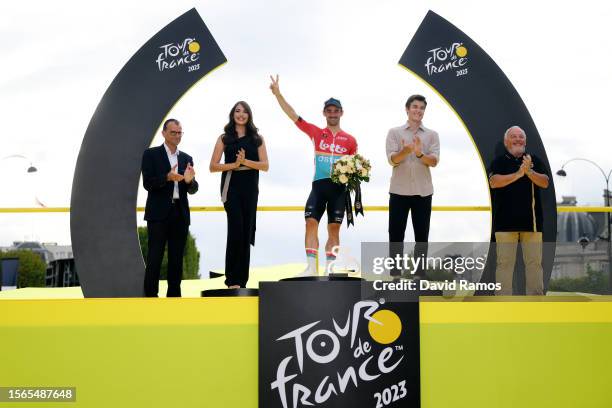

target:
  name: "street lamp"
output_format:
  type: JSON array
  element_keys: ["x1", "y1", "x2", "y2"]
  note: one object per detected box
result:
[
  {"x1": 2, "y1": 154, "x2": 38, "y2": 173},
  {"x1": 2, "y1": 154, "x2": 45, "y2": 207},
  {"x1": 557, "y1": 158, "x2": 612, "y2": 294}
]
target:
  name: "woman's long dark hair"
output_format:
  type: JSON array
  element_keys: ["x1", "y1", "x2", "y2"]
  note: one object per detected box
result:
[{"x1": 222, "y1": 101, "x2": 263, "y2": 147}]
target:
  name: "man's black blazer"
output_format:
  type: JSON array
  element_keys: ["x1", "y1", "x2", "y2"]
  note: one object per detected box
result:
[{"x1": 141, "y1": 144, "x2": 199, "y2": 225}]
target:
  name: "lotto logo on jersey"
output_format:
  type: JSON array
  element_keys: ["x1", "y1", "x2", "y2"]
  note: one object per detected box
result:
[{"x1": 318, "y1": 140, "x2": 348, "y2": 154}]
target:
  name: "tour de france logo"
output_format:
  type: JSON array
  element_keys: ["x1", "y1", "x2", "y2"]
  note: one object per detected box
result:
[
  {"x1": 271, "y1": 300, "x2": 408, "y2": 408},
  {"x1": 155, "y1": 37, "x2": 201, "y2": 73},
  {"x1": 424, "y1": 41, "x2": 469, "y2": 77}
]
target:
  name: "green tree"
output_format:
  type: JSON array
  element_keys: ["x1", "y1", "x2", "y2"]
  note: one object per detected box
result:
[
  {"x1": 137, "y1": 226, "x2": 201, "y2": 279},
  {"x1": 549, "y1": 263, "x2": 609, "y2": 294},
  {"x1": 0, "y1": 250, "x2": 47, "y2": 288}
]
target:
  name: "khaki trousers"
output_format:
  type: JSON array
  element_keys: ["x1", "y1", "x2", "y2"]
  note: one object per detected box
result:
[{"x1": 495, "y1": 232, "x2": 544, "y2": 295}]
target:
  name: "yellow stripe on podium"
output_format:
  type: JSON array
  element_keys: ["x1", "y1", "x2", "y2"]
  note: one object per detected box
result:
[
  {"x1": 0, "y1": 297, "x2": 258, "y2": 326},
  {"x1": 421, "y1": 297, "x2": 612, "y2": 324}
]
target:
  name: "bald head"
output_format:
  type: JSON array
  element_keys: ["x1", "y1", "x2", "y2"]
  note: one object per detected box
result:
[{"x1": 504, "y1": 126, "x2": 526, "y2": 157}]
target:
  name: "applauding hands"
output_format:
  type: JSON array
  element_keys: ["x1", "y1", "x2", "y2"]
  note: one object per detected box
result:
[
  {"x1": 184, "y1": 162, "x2": 196, "y2": 184},
  {"x1": 167, "y1": 164, "x2": 184, "y2": 182},
  {"x1": 167, "y1": 163, "x2": 196, "y2": 183},
  {"x1": 400, "y1": 139, "x2": 413, "y2": 154},
  {"x1": 414, "y1": 135, "x2": 423, "y2": 156},
  {"x1": 518, "y1": 154, "x2": 533, "y2": 177},
  {"x1": 399, "y1": 135, "x2": 422, "y2": 156}
]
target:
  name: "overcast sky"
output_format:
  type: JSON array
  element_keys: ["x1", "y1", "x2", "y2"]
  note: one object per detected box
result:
[{"x1": 1, "y1": 0, "x2": 611, "y2": 272}]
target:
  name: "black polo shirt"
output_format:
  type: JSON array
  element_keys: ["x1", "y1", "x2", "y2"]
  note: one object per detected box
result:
[{"x1": 488, "y1": 152, "x2": 547, "y2": 232}]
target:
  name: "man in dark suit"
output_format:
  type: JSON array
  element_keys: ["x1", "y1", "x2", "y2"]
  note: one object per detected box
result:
[{"x1": 141, "y1": 118, "x2": 198, "y2": 297}]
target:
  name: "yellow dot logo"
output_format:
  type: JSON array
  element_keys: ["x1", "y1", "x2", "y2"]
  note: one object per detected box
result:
[
  {"x1": 368, "y1": 310, "x2": 402, "y2": 345},
  {"x1": 456, "y1": 45, "x2": 468, "y2": 58},
  {"x1": 188, "y1": 41, "x2": 200, "y2": 53}
]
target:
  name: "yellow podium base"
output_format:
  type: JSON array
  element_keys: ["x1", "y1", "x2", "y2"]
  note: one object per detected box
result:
[{"x1": 1, "y1": 290, "x2": 611, "y2": 407}]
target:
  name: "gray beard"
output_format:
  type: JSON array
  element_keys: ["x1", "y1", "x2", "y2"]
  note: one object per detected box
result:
[{"x1": 509, "y1": 145, "x2": 525, "y2": 157}]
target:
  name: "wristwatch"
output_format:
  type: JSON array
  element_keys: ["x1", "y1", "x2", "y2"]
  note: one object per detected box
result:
[{"x1": 416, "y1": 153, "x2": 424, "y2": 158}]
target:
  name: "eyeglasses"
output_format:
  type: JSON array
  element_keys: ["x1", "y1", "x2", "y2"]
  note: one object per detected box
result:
[{"x1": 169, "y1": 131, "x2": 184, "y2": 136}]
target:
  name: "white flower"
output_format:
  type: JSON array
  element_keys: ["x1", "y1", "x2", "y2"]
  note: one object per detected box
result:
[
  {"x1": 335, "y1": 163, "x2": 342, "y2": 170},
  {"x1": 340, "y1": 165, "x2": 349, "y2": 173},
  {"x1": 360, "y1": 168, "x2": 368, "y2": 177},
  {"x1": 339, "y1": 174, "x2": 349, "y2": 184}
]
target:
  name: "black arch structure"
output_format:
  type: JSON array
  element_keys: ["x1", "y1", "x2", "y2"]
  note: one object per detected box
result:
[
  {"x1": 399, "y1": 11, "x2": 557, "y2": 293},
  {"x1": 71, "y1": 9, "x2": 226, "y2": 297}
]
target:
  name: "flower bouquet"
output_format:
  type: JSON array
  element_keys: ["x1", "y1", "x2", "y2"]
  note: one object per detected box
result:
[{"x1": 331, "y1": 154, "x2": 371, "y2": 226}]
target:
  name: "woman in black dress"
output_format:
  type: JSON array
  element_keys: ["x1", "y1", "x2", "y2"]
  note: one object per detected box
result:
[{"x1": 209, "y1": 101, "x2": 269, "y2": 288}]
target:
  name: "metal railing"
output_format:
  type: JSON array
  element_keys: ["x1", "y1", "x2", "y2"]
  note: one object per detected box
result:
[{"x1": 0, "y1": 206, "x2": 611, "y2": 213}]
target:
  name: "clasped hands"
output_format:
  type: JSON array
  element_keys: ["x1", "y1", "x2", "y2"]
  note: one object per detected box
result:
[
  {"x1": 232, "y1": 148, "x2": 246, "y2": 169},
  {"x1": 400, "y1": 135, "x2": 423, "y2": 157},
  {"x1": 166, "y1": 163, "x2": 196, "y2": 183},
  {"x1": 517, "y1": 154, "x2": 533, "y2": 177}
]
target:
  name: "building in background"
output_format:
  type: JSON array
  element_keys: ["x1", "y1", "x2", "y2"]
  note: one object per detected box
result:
[
  {"x1": 554, "y1": 196, "x2": 609, "y2": 279},
  {"x1": 0, "y1": 242, "x2": 78, "y2": 287}
]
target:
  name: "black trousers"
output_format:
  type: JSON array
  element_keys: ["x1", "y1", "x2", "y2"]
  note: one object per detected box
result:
[
  {"x1": 388, "y1": 193, "x2": 432, "y2": 277},
  {"x1": 144, "y1": 203, "x2": 188, "y2": 297},
  {"x1": 224, "y1": 188, "x2": 258, "y2": 287}
]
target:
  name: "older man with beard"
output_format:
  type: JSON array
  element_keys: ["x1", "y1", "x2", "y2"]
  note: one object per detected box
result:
[{"x1": 488, "y1": 125, "x2": 550, "y2": 295}]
